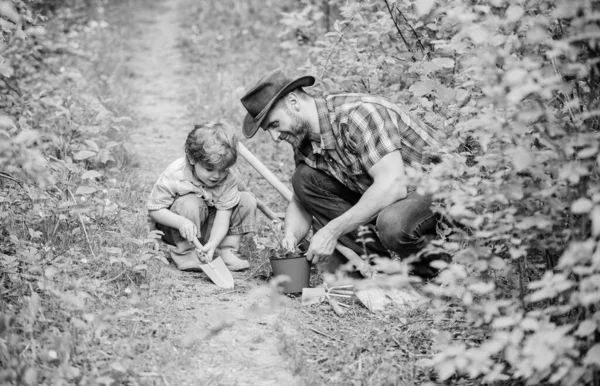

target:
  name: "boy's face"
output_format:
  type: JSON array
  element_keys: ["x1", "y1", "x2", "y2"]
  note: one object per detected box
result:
[{"x1": 192, "y1": 162, "x2": 229, "y2": 187}]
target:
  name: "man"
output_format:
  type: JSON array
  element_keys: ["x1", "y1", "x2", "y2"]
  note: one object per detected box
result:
[{"x1": 240, "y1": 68, "x2": 445, "y2": 278}]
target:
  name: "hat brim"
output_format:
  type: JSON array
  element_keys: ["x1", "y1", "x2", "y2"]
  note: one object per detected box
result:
[{"x1": 242, "y1": 75, "x2": 315, "y2": 138}]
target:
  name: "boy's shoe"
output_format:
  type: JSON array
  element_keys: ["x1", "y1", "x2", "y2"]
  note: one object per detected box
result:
[
  {"x1": 170, "y1": 249, "x2": 202, "y2": 272},
  {"x1": 219, "y1": 248, "x2": 250, "y2": 271}
]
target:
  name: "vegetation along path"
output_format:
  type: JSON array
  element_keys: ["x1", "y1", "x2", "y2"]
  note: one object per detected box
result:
[{"x1": 7, "y1": 0, "x2": 595, "y2": 384}]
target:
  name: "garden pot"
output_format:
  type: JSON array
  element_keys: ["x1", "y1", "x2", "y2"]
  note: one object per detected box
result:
[{"x1": 269, "y1": 256, "x2": 310, "y2": 294}]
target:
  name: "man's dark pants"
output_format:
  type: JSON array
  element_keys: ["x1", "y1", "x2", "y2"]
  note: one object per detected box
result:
[{"x1": 292, "y1": 163, "x2": 441, "y2": 277}]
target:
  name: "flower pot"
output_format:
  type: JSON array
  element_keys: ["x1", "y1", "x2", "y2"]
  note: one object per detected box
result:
[{"x1": 269, "y1": 256, "x2": 310, "y2": 294}]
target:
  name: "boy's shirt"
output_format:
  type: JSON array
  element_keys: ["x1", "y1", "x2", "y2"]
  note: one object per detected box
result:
[{"x1": 147, "y1": 157, "x2": 241, "y2": 213}]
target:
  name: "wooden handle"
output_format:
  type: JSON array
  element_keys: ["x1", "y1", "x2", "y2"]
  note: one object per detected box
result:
[
  {"x1": 238, "y1": 143, "x2": 293, "y2": 202},
  {"x1": 256, "y1": 198, "x2": 281, "y2": 222},
  {"x1": 237, "y1": 143, "x2": 364, "y2": 265}
]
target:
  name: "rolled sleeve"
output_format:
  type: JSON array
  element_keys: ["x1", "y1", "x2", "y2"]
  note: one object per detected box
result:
[
  {"x1": 147, "y1": 174, "x2": 177, "y2": 211},
  {"x1": 348, "y1": 104, "x2": 402, "y2": 171}
]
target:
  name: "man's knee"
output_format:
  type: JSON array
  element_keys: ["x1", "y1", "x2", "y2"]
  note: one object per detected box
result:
[
  {"x1": 170, "y1": 194, "x2": 207, "y2": 219},
  {"x1": 376, "y1": 210, "x2": 419, "y2": 252}
]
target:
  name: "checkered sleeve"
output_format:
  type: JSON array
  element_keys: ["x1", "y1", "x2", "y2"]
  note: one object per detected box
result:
[
  {"x1": 214, "y1": 173, "x2": 241, "y2": 211},
  {"x1": 347, "y1": 103, "x2": 403, "y2": 172},
  {"x1": 147, "y1": 173, "x2": 177, "y2": 211}
]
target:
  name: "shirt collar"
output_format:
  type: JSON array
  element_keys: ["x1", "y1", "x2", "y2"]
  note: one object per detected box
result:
[
  {"x1": 182, "y1": 161, "x2": 204, "y2": 187},
  {"x1": 315, "y1": 98, "x2": 335, "y2": 151}
]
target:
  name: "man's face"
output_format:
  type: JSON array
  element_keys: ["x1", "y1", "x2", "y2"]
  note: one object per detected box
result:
[{"x1": 262, "y1": 103, "x2": 311, "y2": 150}]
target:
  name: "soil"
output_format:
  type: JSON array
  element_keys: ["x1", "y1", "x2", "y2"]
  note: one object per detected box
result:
[{"x1": 124, "y1": 0, "x2": 305, "y2": 384}]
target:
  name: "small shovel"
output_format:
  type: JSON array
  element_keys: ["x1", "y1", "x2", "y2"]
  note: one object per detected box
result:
[{"x1": 192, "y1": 238, "x2": 234, "y2": 289}]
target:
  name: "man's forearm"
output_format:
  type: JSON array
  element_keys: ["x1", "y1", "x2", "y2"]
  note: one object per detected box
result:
[{"x1": 284, "y1": 196, "x2": 312, "y2": 241}]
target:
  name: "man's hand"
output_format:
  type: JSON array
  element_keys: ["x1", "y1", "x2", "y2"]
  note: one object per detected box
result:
[
  {"x1": 177, "y1": 218, "x2": 198, "y2": 242},
  {"x1": 280, "y1": 234, "x2": 297, "y2": 253},
  {"x1": 306, "y1": 226, "x2": 339, "y2": 263}
]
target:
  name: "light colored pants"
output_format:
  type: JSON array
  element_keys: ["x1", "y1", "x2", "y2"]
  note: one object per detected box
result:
[{"x1": 157, "y1": 192, "x2": 257, "y2": 247}]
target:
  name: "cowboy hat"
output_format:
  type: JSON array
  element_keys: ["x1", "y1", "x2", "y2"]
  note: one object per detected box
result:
[{"x1": 240, "y1": 68, "x2": 315, "y2": 138}]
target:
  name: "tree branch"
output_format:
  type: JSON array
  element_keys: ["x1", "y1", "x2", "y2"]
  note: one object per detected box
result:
[{"x1": 383, "y1": 0, "x2": 412, "y2": 52}]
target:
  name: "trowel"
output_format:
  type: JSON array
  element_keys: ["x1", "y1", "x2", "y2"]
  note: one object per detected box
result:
[{"x1": 192, "y1": 238, "x2": 234, "y2": 289}]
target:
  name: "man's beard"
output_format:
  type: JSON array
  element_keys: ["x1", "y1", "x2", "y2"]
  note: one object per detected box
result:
[{"x1": 284, "y1": 111, "x2": 312, "y2": 150}]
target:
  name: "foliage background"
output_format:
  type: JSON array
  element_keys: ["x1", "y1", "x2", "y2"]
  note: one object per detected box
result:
[
  {"x1": 1, "y1": 0, "x2": 599, "y2": 384},
  {"x1": 278, "y1": 0, "x2": 600, "y2": 384}
]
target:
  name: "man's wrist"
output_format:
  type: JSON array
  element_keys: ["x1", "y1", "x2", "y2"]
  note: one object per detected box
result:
[{"x1": 324, "y1": 219, "x2": 345, "y2": 238}]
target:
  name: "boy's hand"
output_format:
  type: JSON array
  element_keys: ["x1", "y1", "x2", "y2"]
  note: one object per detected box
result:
[
  {"x1": 200, "y1": 241, "x2": 217, "y2": 262},
  {"x1": 177, "y1": 218, "x2": 199, "y2": 242}
]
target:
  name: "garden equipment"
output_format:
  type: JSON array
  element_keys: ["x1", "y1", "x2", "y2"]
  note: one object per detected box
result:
[
  {"x1": 270, "y1": 255, "x2": 310, "y2": 294},
  {"x1": 192, "y1": 238, "x2": 234, "y2": 289},
  {"x1": 301, "y1": 284, "x2": 354, "y2": 316},
  {"x1": 238, "y1": 143, "x2": 424, "y2": 312}
]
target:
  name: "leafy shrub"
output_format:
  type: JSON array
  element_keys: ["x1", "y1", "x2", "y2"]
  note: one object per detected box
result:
[
  {"x1": 279, "y1": 0, "x2": 600, "y2": 384},
  {"x1": 1, "y1": 1, "x2": 166, "y2": 384}
]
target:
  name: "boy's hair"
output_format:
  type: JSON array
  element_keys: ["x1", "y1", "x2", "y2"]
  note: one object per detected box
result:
[{"x1": 185, "y1": 121, "x2": 238, "y2": 169}]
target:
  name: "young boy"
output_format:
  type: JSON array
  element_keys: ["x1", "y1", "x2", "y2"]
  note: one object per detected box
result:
[{"x1": 147, "y1": 121, "x2": 256, "y2": 271}]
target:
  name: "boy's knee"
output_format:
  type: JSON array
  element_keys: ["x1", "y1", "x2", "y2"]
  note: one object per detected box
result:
[
  {"x1": 237, "y1": 192, "x2": 257, "y2": 214},
  {"x1": 171, "y1": 194, "x2": 207, "y2": 219}
]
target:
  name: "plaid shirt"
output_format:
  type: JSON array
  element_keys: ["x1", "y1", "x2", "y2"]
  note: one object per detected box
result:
[{"x1": 294, "y1": 94, "x2": 443, "y2": 194}]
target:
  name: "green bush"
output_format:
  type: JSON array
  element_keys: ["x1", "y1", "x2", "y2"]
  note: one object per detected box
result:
[{"x1": 280, "y1": 0, "x2": 600, "y2": 384}]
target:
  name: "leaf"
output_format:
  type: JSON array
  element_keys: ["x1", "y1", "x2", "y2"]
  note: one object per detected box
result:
[
  {"x1": 75, "y1": 186, "x2": 97, "y2": 195},
  {"x1": 133, "y1": 264, "x2": 148, "y2": 271},
  {"x1": 73, "y1": 150, "x2": 97, "y2": 161},
  {"x1": 105, "y1": 247, "x2": 123, "y2": 255},
  {"x1": 98, "y1": 149, "x2": 115, "y2": 164},
  {"x1": 591, "y1": 206, "x2": 600, "y2": 236},
  {"x1": 81, "y1": 170, "x2": 102, "y2": 179},
  {"x1": 0, "y1": 60, "x2": 13, "y2": 77},
  {"x1": 83, "y1": 139, "x2": 100, "y2": 152},
  {"x1": 0, "y1": 115, "x2": 14, "y2": 129},
  {"x1": 571, "y1": 198, "x2": 593, "y2": 214},
  {"x1": 512, "y1": 146, "x2": 532, "y2": 171},
  {"x1": 583, "y1": 344, "x2": 600, "y2": 366},
  {"x1": 14, "y1": 130, "x2": 39, "y2": 144},
  {"x1": 45, "y1": 266, "x2": 59, "y2": 278},
  {"x1": 456, "y1": 89, "x2": 469, "y2": 102},
  {"x1": 575, "y1": 320, "x2": 597, "y2": 337},
  {"x1": 22, "y1": 368, "x2": 37, "y2": 386},
  {"x1": 468, "y1": 281, "x2": 495, "y2": 294},
  {"x1": 60, "y1": 292, "x2": 85, "y2": 308},
  {"x1": 28, "y1": 293, "x2": 40, "y2": 318},
  {"x1": 505, "y1": 68, "x2": 528, "y2": 85},
  {"x1": 432, "y1": 57, "x2": 454, "y2": 68},
  {"x1": 410, "y1": 80, "x2": 436, "y2": 97},
  {"x1": 111, "y1": 362, "x2": 127, "y2": 373},
  {"x1": 437, "y1": 360, "x2": 455, "y2": 381},
  {"x1": 505, "y1": 5, "x2": 524, "y2": 22},
  {"x1": 416, "y1": 0, "x2": 435, "y2": 17}
]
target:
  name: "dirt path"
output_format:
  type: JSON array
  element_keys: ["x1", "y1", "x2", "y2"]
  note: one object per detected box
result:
[{"x1": 125, "y1": 1, "x2": 302, "y2": 384}]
